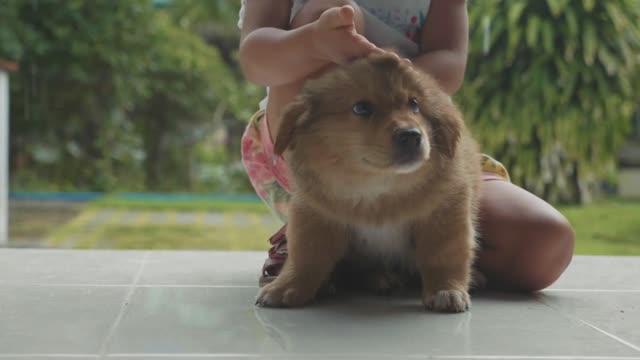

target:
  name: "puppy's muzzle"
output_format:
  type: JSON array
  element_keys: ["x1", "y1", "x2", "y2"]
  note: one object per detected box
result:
[{"x1": 392, "y1": 128, "x2": 423, "y2": 165}]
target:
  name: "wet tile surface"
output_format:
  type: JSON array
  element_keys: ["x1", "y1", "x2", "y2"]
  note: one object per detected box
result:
[
  {"x1": 0, "y1": 250, "x2": 638, "y2": 359},
  {"x1": 138, "y1": 250, "x2": 265, "y2": 286},
  {"x1": 549, "y1": 255, "x2": 640, "y2": 291}
]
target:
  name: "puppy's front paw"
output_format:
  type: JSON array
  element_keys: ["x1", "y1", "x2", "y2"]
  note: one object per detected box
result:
[
  {"x1": 255, "y1": 281, "x2": 315, "y2": 308},
  {"x1": 423, "y1": 289, "x2": 470, "y2": 313}
]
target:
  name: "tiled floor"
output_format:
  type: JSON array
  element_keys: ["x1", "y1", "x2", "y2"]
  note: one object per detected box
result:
[{"x1": 0, "y1": 250, "x2": 638, "y2": 359}]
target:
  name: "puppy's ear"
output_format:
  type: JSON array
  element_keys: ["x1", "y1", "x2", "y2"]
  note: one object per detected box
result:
[
  {"x1": 413, "y1": 69, "x2": 464, "y2": 159},
  {"x1": 425, "y1": 99, "x2": 463, "y2": 159},
  {"x1": 274, "y1": 96, "x2": 309, "y2": 156}
]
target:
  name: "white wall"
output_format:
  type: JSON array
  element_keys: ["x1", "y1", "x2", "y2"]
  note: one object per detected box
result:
[
  {"x1": 619, "y1": 168, "x2": 640, "y2": 199},
  {"x1": 0, "y1": 70, "x2": 8, "y2": 246}
]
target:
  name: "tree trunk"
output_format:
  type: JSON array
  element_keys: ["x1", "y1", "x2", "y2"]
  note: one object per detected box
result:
[{"x1": 143, "y1": 117, "x2": 164, "y2": 191}]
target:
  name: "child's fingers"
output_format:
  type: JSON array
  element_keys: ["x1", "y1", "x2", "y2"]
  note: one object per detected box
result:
[
  {"x1": 380, "y1": 49, "x2": 413, "y2": 65},
  {"x1": 352, "y1": 33, "x2": 377, "y2": 50},
  {"x1": 337, "y1": 36, "x2": 381, "y2": 64},
  {"x1": 369, "y1": 47, "x2": 386, "y2": 55},
  {"x1": 349, "y1": 35, "x2": 378, "y2": 58},
  {"x1": 320, "y1": 5, "x2": 355, "y2": 29},
  {"x1": 338, "y1": 5, "x2": 356, "y2": 25}
]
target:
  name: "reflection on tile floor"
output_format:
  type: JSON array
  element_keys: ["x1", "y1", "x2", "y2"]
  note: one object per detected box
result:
[{"x1": 0, "y1": 249, "x2": 639, "y2": 359}]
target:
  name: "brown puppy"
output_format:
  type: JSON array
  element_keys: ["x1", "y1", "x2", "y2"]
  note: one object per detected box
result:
[{"x1": 256, "y1": 53, "x2": 481, "y2": 312}]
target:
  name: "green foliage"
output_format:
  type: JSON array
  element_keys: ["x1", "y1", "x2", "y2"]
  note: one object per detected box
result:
[
  {"x1": 167, "y1": 0, "x2": 239, "y2": 28},
  {"x1": 165, "y1": 0, "x2": 264, "y2": 122},
  {"x1": 2, "y1": 0, "x2": 256, "y2": 192},
  {"x1": 128, "y1": 13, "x2": 233, "y2": 190},
  {"x1": 9, "y1": 0, "x2": 636, "y2": 201},
  {"x1": 459, "y1": 0, "x2": 640, "y2": 203},
  {"x1": 4, "y1": 0, "x2": 157, "y2": 190},
  {"x1": 0, "y1": 0, "x2": 23, "y2": 60}
]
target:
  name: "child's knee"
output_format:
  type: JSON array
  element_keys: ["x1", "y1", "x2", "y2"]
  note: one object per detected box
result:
[
  {"x1": 512, "y1": 216, "x2": 575, "y2": 292},
  {"x1": 290, "y1": 0, "x2": 365, "y2": 34}
]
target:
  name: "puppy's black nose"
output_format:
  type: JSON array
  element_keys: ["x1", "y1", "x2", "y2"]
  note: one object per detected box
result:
[{"x1": 393, "y1": 128, "x2": 422, "y2": 151}]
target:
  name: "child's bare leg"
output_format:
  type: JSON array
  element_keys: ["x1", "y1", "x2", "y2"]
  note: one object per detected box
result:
[{"x1": 477, "y1": 179, "x2": 575, "y2": 292}]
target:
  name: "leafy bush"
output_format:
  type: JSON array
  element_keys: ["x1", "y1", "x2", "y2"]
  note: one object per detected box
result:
[{"x1": 459, "y1": 0, "x2": 640, "y2": 204}]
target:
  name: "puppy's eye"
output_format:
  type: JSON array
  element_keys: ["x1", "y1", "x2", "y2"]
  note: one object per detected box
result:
[
  {"x1": 409, "y1": 97, "x2": 420, "y2": 113},
  {"x1": 352, "y1": 101, "x2": 373, "y2": 117}
]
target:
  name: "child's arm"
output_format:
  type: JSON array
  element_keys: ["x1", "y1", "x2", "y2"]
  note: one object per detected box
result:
[
  {"x1": 239, "y1": 0, "x2": 324, "y2": 86},
  {"x1": 239, "y1": 2, "x2": 378, "y2": 87},
  {"x1": 412, "y1": 0, "x2": 468, "y2": 95}
]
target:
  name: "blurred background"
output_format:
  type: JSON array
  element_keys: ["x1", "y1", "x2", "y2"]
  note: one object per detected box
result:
[{"x1": 1, "y1": 0, "x2": 639, "y2": 255}]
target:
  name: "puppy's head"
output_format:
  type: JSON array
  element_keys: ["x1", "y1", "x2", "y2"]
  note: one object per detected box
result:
[{"x1": 274, "y1": 53, "x2": 463, "y2": 178}]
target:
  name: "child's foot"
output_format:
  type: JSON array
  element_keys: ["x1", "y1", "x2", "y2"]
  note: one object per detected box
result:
[{"x1": 259, "y1": 224, "x2": 288, "y2": 287}]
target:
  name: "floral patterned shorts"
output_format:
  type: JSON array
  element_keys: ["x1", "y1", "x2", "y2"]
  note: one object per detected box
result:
[{"x1": 241, "y1": 110, "x2": 510, "y2": 224}]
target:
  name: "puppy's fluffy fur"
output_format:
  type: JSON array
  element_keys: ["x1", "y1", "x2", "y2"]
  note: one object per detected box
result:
[{"x1": 256, "y1": 53, "x2": 482, "y2": 312}]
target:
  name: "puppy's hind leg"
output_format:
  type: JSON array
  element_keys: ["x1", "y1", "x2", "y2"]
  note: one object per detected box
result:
[{"x1": 256, "y1": 203, "x2": 350, "y2": 307}]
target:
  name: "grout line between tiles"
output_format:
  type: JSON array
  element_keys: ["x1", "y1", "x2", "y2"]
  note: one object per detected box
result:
[
  {"x1": 575, "y1": 319, "x2": 640, "y2": 353},
  {"x1": 97, "y1": 252, "x2": 150, "y2": 358},
  {"x1": 538, "y1": 299, "x2": 640, "y2": 353}
]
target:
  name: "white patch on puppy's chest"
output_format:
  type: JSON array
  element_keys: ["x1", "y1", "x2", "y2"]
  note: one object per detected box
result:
[
  {"x1": 352, "y1": 223, "x2": 412, "y2": 261},
  {"x1": 333, "y1": 175, "x2": 395, "y2": 204}
]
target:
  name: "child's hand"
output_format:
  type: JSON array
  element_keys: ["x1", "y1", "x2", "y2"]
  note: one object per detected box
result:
[
  {"x1": 310, "y1": 5, "x2": 379, "y2": 64},
  {"x1": 380, "y1": 48, "x2": 413, "y2": 66}
]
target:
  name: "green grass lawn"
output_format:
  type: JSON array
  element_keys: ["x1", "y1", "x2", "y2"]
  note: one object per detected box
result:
[
  {"x1": 43, "y1": 207, "x2": 279, "y2": 250},
  {"x1": 9, "y1": 198, "x2": 640, "y2": 255},
  {"x1": 559, "y1": 200, "x2": 640, "y2": 255},
  {"x1": 9, "y1": 204, "x2": 80, "y2": 245},
  {"x1": 57, "y1": 224, "x2": 276, "y2": 251}
]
